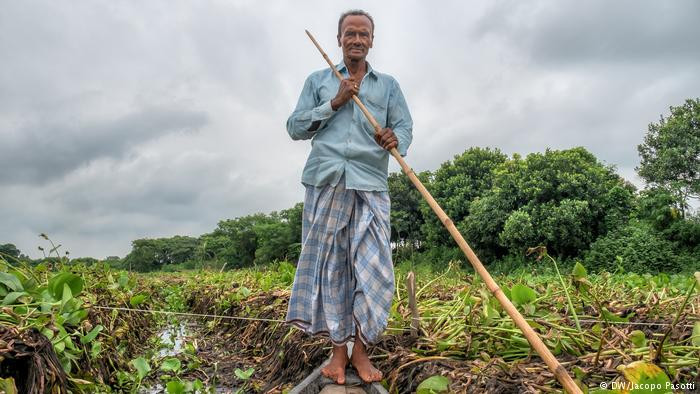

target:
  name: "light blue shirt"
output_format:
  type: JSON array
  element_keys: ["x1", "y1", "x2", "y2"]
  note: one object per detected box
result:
[{"x1": 287, "y1": 61, "x2": 413, "y2": 191}]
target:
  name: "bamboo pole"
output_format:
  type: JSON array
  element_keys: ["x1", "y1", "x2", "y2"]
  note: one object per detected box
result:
[{"x1": 304, "y1": 29, "x2": 583, "y2": 394}]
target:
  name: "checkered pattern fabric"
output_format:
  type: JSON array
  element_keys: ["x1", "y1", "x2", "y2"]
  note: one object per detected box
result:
[{"x1": 285, "y1": 177, "x2": 394, "y2": 345}]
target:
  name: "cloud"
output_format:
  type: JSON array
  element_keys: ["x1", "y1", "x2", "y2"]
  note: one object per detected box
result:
[
  {"x1": 0, "y1": 0, "x2": 698, "y2": 258},
  {"x1": 0, "y1": 105, "x2": 209, "y2": 184},
  {"x1": 472, "y1": 1, "x2": 700, "y2": 66}
]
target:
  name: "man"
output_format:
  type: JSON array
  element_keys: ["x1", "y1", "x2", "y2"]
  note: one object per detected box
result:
[{"x1": 284, "y1": 9, "x2": 413, "y2": 385}]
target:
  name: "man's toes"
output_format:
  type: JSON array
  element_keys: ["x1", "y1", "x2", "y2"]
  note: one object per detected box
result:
[{"x1": 358, "y1": 372, "x2": 369, "y2": 383}]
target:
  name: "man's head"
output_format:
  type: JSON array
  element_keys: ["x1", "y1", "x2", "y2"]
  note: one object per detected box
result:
[{"x1": 337, "y1": 9, "x2": 374, "y2": 62}]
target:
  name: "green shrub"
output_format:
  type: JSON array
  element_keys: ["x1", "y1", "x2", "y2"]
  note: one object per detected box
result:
[{"x1": 584, "y1": 221, "x2": 679, "y2": 273}]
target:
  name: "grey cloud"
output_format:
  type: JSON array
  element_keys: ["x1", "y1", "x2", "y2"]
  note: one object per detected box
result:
[
  {"x1": 473, "y1": 1, "x2": 700, "y2": 66},
  {"x1": 0, "y1": 106, "x2": 208, "y2": 184}
]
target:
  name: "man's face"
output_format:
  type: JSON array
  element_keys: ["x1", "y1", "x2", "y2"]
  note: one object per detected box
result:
[{"x1": 337, "y1": 15, "x2": 373, "y2": 62}]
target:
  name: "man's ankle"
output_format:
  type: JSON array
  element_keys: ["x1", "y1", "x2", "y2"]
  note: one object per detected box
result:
[{"x1": 332, "y1": 344, "x2": 348, "y2": 357}]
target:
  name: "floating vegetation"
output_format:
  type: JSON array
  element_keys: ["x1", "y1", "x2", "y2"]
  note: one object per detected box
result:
[{"x1": 0, "y1": 252, "x2": 698, "y2": 393}]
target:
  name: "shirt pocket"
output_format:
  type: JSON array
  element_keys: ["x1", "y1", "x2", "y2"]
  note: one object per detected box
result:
[{"x1": 363, "y1": 93, "x2": 388, "y2": 131}]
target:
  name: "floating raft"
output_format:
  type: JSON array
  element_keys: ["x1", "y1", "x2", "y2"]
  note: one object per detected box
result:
[{"x1": 289, "y1": 343, "x2": 388, "y2": 394}]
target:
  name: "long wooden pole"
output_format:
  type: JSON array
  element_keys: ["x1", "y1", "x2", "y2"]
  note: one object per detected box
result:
[{"x1": 305, "y1": 30, "x2": 582, "y2": 394}]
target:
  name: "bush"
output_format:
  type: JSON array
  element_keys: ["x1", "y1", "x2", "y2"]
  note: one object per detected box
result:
[{"x1": 584, "y1": 221, "x2": 679, "y2": 273}]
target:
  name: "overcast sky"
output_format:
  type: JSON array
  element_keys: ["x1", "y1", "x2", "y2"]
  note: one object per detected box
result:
[{"x1": 1, "y1": 1, "x2": 699, "y2": 258}]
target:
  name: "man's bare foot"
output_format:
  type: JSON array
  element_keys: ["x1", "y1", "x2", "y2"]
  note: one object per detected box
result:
[
  {"x1": 321, "y1": 344, "x2": 349, "y2": 384},
  {"x1": 350, "y1": 340, "x2": 382, "y2": 383}
]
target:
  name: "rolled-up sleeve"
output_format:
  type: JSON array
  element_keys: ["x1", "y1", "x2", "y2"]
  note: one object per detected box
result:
[
  {"x1": 286, "y1": 75, "x2": 335, "y2": 140},
  {"x1": 387, "y1": 78, "x2": 413, "y2": 156}
]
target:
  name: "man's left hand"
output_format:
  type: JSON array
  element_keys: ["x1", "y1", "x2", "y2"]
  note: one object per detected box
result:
[{"x1": 374, "y1": 128, "x2": 398, "y2": 151}]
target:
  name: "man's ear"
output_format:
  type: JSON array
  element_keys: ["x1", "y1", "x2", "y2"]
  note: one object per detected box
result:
[{"x1": 337, "y1": 35, "x2": 341, "y2": 47}]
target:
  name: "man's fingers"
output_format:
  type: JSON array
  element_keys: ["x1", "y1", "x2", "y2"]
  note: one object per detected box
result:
[
  {"x1": 383, "y1": 141, "x2": 397, "y2": 150},
  {"x1": 374, "y1": 131, "x2": 384, "y2": 145},
  {"x1": 380, "y1": 135, "x2": 397, "y2": 150}
]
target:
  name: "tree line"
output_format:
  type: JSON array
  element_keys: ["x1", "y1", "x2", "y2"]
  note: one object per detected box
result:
[{"x1": 2, "y1": 99, "x2": 698, "y2": 273}]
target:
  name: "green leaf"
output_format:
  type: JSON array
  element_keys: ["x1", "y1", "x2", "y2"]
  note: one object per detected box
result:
[
  {"x1": 118, "y1": 272, "x2": 129, "y2": 288},
  {"x1": 511, "y1": 283, "x2": 537, "y2": 306},
  {"x1": 80, "y1": 325, "x2": 103, "y2": 344},
  {"x1": 694, "y1": 272, "x2": 700, "y2": 291},
  {"x1": 60, "y1": 354, "x2": 72, "y2": 373},
  {"x1": 234, "y1": 367, "x2": 254, "y2": 380},
  {"x1": 129, "y1": 294, "x2": 148, "y2": 307},
  {"x1": 160, "y1": 358, "x2": 181, "y2": 373},
  {"x1": 416, "y1": 375, "x2": 450, "y2": 394},
  {"x1": 166, "y1": 380, "x2": 186, "y2": 394},
  {"x1": 41, "y1": 327, "x2": 55, "y2": 340},
  {"x1": 691, "y1": 322, "x2": 700, "y2": 348},
  {"x1": 0, "y1": 377, "x2": 18, "y2": 394},
  {"x1": 483, "y1": 303, "x2": 500, "y2": 321},
  {"x1": 572, "y1": 262, "x2": 587, "y2": 279},
  {"x1": 237, "y1": 286, "x2": 251, "y2": 299},
  {"x1": 63, "y1": 333, "x2": 77, "y2": 351},
  {"x1": 601, "y1": 308, "x2": 629, "y2": 323},
  {"x1": 0, "y1": 272, "x2": 23, "y2": 292},
  {"x1": 90, "y1": 341, "x2": 102, "y2": 359},
  {"x1": 66, "y1": 307, "x2": 88, "y2": 326},
  {"x1": 616, "y1": 361, "x2": 672, "y2": 394},
  {"x1": 628, "y1": 330, "x2": 647, "y2": 348},
  {"x1": 54, "y1": 340, "x2": 65, "y2": 353},
  {"x1": 2, "y1": 291, "x2": 29, "y2": 305},
  {"x1": 60, "y1": 283, "x2": 73, "y2": 311},
  {"x1": 502, "y1": 286, "x2": 511, "y2": 301},
  {"x1": 48, "y1": 273, "x2": 83, "y2": 300},
  {"x1": 130, "y1": 357, "x2": 151, "y2": 380}
]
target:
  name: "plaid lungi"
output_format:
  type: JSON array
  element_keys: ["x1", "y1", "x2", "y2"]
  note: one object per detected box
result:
[{"x1": 285, "y1": 177, "x2": 394, "y2": 345}]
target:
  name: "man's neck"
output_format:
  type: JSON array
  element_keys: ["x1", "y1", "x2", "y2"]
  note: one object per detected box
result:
[{"x1": 344, "y1": 57, "x2": 367, "y2": 79}]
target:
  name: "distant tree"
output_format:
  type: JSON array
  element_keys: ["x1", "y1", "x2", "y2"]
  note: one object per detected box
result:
[
  {"x1": 254, "y1": 212, "x2": 293, "y2": 264},
  {"x1": 123, "y1": 236, "x2": 199, "y2": 272},
  {"x1": 464, "y1": 147, "x2": 635, "y2": 260},
  {"x1": 635, "y1": 188, "x2": 681, "y2": 231},
  {"x1": 637, "y1": 98, "x2": 700, "y2": 216},
  {"x1": 197, "y1": 232, "x2": 231, "y2": 261},
  {"x1": 420, "y1": 147, "x2": 507, "y2": 247},
  {"x1": 123, "y1": 239, "x2": 161, "y2": 272},
  {"x1": 388, "y1": 171, "x2": 430, "y2": 249},
  {"x1": 215, "y1": 214, "x2": 272, "y2": 268},
  {"x1": 70, "y1": 257, "x2": 98, "y2": 265},
  {"x1": 165, "y1": 236, "x2": 200, "y2": 265},
  {"x1": 280, "y1": 203, "x2": 304, "y2": 261},
  {"x1": 0, "y1": 243, "x2": 21, "y2": 259}
]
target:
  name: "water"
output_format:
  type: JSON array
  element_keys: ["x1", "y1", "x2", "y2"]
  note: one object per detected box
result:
[
  {"x1": 157, "y1": 321, "x2": 189, "y2": 357},
  {"x1": 142, "y1": 321, "x2": 239, "y2": 393}
]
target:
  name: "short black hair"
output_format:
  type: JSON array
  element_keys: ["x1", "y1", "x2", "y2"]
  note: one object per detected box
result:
[{"x1": 337, "y1": 9, "x2": 374, "y2": 37}]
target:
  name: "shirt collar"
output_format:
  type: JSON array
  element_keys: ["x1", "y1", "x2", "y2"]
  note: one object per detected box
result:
[{"x1": 337, "y1": 59, "x2": 377, "y2": 79}]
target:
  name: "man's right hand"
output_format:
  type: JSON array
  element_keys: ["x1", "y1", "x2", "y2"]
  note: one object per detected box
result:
[{"x1": 331, "y1": 78, "x2": 359, "y2": 111}]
